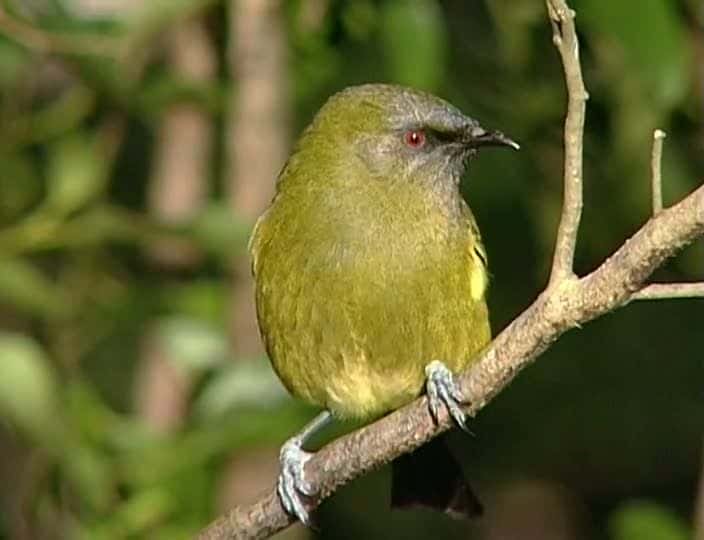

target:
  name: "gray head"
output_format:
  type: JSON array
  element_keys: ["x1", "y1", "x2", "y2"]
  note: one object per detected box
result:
[{"x1": 306, "y1": 83, "x2": 519, "y2": 184}]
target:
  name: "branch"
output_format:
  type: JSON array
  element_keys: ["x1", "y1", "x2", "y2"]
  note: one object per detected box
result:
[
  {"x1": 631, "y1": 283, "x2": 704, "y2": 301},
  {"x1": 195, "y1": 0, "x2": 704, "y2": 537},
  {"x1": 546, "y1": 0, "x2": 588, "y2": 285},
  {"x1": 651, "y1": 130, "x2": 666, "y2": 215},
  {"x1": 630, "y1": 129, "x2": 704, "y2": 301},
  {"x1": 196, "y1": 183, "x2": 704, "y2": 540},
  {"x1": 226, "y1": 0, "x2": 289, "y2": 357}
]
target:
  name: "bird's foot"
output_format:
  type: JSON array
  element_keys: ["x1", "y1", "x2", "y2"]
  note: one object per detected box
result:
[
  {"x1": 425, "y1": 360, "x2": 470, "y2": 432},
  {"x1": 278, "y1": 437, "x2": 315, "y2": 525}
]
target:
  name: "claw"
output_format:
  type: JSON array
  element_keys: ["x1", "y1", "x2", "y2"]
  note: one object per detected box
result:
[
  {"x1": 425, "y1": 360, "x2": 471, "y2": 432},
  {"x1": 277, "y1": 438, "x2": 314, "y2": 525},
  {"x1": 275, "y1": 411, "x2": 332, "y2": 525}
]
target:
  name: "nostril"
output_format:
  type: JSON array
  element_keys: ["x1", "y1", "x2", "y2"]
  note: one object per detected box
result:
[{"x1": 468, "y1": 126, "x2": 487, "y2": 139}]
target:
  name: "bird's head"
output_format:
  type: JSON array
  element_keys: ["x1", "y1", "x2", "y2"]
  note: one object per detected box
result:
[{"x1": 293, "y1": 84, "x2": 518, "y2": 190}]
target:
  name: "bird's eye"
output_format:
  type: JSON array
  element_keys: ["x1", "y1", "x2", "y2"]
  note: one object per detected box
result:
[{"x1": 403, "y1": 129, "x2": 426, "y2": 149}]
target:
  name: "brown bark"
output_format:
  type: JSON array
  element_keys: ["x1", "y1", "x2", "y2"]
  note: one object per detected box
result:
[
  {"x1": 138, "y1": 18, "x2": 216, "y2": 431},
  {"x1": 226, "y1": 0, "x2": 289, "y2": 358}
]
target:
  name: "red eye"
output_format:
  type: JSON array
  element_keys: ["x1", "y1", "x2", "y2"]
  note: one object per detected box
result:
[{"x1": 404, "y1": 129, "x2": 426, "y2": 149}]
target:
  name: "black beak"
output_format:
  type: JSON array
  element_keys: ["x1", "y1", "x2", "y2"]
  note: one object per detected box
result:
[{"x1": 464, "y1": 126, "x2": 520, "y2": 150}]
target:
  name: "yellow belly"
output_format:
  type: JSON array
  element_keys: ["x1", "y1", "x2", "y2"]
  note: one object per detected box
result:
[
  {"x1": 265, "y1": 269, "x2": 491, "y2": 420},
  {"x1": 253, "y1": 191, "x2": 491, "y2": 420}
]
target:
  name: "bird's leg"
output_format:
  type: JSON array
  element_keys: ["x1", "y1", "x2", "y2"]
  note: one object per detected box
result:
[
  {"x1": 278, "y1": 410, "x2": 333, "y2": 525},
  {"x1": 425, "y1": 360, "x2": 470, "y2": 432}
]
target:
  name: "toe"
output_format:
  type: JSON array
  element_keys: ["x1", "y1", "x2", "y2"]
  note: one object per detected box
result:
[
  {"x1": 425, "y1": 360, "x2": 470, "y2": 430},
  {"x1": 278, "y1": 440, "x2": 314, "y2": 524}
]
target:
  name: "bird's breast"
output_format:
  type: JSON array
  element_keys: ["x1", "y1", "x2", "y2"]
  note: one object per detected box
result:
[{"x1": 252, "y1": 188, "x2": 490, "y2": 419}]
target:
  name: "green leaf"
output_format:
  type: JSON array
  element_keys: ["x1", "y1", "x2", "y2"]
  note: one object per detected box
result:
[
  {"x1": 194, "y1": 360, "x2": 288, "y2": 418},
  {"x1": 108, "y1": 487, "x2": 173, "y2": 535},
  {"x1": 484, "y1": 0, "x2": 545, "y2": 69},
  {"x1": 0, "y1": 331, "x2": 61, "y2": 441},
  {"x1": 609, "y1": 500, "x2": 690, "y2": 540},
  {"x1": 137, "y1": 74, "x2": 223, "y2": 117},
  {"x1": 380, "y1": 0, "x2": 447, "y2": 91},
  {"x1": 0, "y1": 36, "x2": 30, "y2": 89},
  {"x1": 157, "y1": 316, "x2": 230, "y2": 374},
  {"x1": 342, "y1": 0, "x2": 378, "y2": 41},
  {"x1": 0, "y1": 257, "x2": 69, "y2": 318},
  {"x1": 62, "y1": 441, "x2": 114, "y2": 512},
  {"x1": 46, "y1": 131, "x2": 106, "y2": 215},
  {"x1": 0, "y1": 153, "x2": 42, "y2": 221},
  {"x1": 579, "y1": 0, "x2": 690, "y2": 108},
  {"x1": 190, "y1": 202, "x2": 251, "y2": 259},
  {"x1": 160, "y1": 280, "x2": 227, "y2": 325}
]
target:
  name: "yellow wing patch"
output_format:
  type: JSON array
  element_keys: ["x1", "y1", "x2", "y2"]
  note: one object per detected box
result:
[{"x1": 469, "y1": 243, "x2": 488, "y2": 301}]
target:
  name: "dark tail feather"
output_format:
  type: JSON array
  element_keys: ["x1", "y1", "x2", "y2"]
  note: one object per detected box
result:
[{"x1": 391, "y1": 435, "x2": 482, "y2": 519}]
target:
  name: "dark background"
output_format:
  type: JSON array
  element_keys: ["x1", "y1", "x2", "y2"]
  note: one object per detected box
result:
[{"x1": 0, "y1": 1, "x2": 702, "y2": 539}]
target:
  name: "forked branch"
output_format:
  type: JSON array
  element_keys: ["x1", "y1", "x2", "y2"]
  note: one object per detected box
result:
[
  {"x1": 630, "y1": 129, "x2": 704, "y2": 302},
  {"x1": 546, "y1": 0, "x2": 588, "y2": 285}
]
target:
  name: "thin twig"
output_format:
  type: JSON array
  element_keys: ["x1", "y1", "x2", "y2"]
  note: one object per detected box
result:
[
  {"x1": 635, "y1": 130, "x2": 704, "y2": 302},
  {"x1": 651, "y1": 129, "x2": 667, "y2": 215},
  {"x1": 631, "y1": 283, "x2": 704, "y2": 301},
  {"x1": 546, "y1": 0, "x2": 589, "y2": 285}
]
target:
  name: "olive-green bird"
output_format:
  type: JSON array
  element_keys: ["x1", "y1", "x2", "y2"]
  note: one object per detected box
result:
[{"x1": 249, "y1": 83, "x2": 518, "y2": 524}]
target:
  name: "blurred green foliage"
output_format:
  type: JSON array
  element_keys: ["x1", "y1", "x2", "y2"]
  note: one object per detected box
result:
[
  {"x1": 609, "y1": 501, "x2": 690, "y2": 540},
  {"x1": 0, "y1": 0, "x2": 702, "y2": 539}
]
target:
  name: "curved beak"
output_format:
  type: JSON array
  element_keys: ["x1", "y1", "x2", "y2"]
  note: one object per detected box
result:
[{"x1": 464, "y1": 126, "x2": 520, "y2": 150}]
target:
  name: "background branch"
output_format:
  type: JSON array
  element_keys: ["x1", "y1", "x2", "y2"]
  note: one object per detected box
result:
[{"x1": 226, "y1": 0, "x2": 289, "y2": 358}]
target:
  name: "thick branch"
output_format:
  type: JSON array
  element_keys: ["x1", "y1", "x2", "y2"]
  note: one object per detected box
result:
[
  {"x1": 546, "y1": 0, "x2": 589, "y2": 284},
  {"x1": 195, "y1": 183, "x2": 704, "y2": 540}
]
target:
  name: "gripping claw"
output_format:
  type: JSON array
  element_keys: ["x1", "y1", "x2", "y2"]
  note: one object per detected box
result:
[
  {"x1": 425, "y1": 360, "x2": 470, "y2": 432},
  {"x1": 275, "y1": 411, "x2": 332, "y2": 525},
  {"x1": 277, "y1": 437, "x2": 314, "y2": 524}
]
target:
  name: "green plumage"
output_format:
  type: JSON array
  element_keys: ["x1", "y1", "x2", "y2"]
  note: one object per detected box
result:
[{"x1": 250, "y1": 84, "x2": 491, "y2": 420}]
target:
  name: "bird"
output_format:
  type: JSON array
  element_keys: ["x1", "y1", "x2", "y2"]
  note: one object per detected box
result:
[{"x1": 249, "y1": 83, "x2": 518, "y2": 524}]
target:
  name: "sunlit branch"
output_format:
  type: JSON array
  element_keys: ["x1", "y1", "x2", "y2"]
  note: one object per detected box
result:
[
  {"x1": 546, "y1": 0, "x2": 589, "y2": 285},
  {"x1": 651, "y1": 129, "x2": 666, "y2": 215},
  {"x1": 632, "y1": 129, "x2": 704, "y2": 302},
  {"x1": 631, "y1": 283, "x2": 704, "y2": 301}
]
